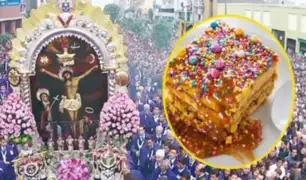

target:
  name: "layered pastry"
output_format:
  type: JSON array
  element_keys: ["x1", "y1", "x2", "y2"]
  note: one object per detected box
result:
[{"x1": 165, "y1": 20, "x2": 279, "y2": 161}]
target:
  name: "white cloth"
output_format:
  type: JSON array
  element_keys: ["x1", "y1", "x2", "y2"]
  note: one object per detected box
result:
[
  {"x1": 1, "y1": 148, "x2": 8, "y2": 164},
  {"x1": 267, "y1": 164, "x2": 286, "y2": 179},
  {"x1": 59, "y1": 93, "x2": 81, "y2": 111}
]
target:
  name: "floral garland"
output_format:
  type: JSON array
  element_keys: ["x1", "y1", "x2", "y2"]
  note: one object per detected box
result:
[
  {"x1": 99, "y1": 92, "x2": 140, "y2": 140},
  {"x1": 56, "y1": 158, "x2": 89, "y2": 180},
  {"x1": 0, "y1": 93, "x2": 36, "y2": 143}
]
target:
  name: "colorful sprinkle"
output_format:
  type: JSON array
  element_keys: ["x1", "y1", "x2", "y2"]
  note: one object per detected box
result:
[
  {"x1": 250, "y1": 35, "x2": 259, "y2": 43},
  {"x1": 189, "y1": 56, "x2": 198, "y2": 65},
  {"x1": 235, "y1": 27, "x2": 244, "y2": 37},
  {"x1": 167, "y1": 20, "x2": 278, "y2": 108},
  {"x1": 211, "y1": 43, "x2": 221, "y2": 53},
  {"x1": 210, "y1": 21, "x2": 219, "y2": 29},
  {"x1": 210, "y1": 68, "x2": 220, "y2": 78},
  {"x1": 235, "y1": 50, "x2": 245, "y2": 58},
  {"x1": 215, "y1": 60, "x2": 225, "y2": 70}
]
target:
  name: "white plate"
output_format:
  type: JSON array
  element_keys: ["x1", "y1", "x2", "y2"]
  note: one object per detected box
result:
[
  {"x1": 271, "y1": 81, "x2": 293, "y2": 132},
  {"x1": 171, "y1": 17, "x2": 294, "y2": 167}
]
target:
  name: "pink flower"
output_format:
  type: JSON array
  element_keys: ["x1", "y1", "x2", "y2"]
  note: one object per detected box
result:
[
  {"x1": 99, "y1": 93, "x2": 140, "y2": 140},
  {"x1": 14, "y1": 132, "x2": 20, "y2": 137},
  {"x1": 0, "y1": 93, "x2": 37, "y2": 139},
  {"x1": 56, "y1": 158, "x2": 89, "y2": 180}
]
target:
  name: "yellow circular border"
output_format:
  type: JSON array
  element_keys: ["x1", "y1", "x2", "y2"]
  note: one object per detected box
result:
[{"x1": 162, "y1": 14, "x2": 296, "y2": 170}]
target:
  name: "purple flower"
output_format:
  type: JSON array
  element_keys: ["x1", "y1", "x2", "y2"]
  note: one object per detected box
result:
[
  {"x1": 0, "y1": 93, "x2": 37, "y2": 139},
  {"x1": 56, "y1": 158, "x2": 89, "y2": 180},
  {"x1": 99, "y1": 92, "x2": 140, "y2": 139}
]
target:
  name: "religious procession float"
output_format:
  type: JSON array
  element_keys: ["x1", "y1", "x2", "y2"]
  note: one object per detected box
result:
[{"x1": 0, "y1": 0, "x2": 138, "y2": 179}]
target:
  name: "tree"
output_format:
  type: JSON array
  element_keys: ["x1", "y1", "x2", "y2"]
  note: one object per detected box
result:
[
  {"x1": 148, "y1": 8, "x2": 154, "y2": 22},
  {"x1": 124, "y1": 7, "x2": 135, "y2": 14},
  {"x1": 0, "y1": 34, "x2": 11, "y2": 45},
  {"x1": 130, "y1": 19, "x2": 146, "y2": 36},
  {"x1": 119, "y1": 17, "x2": 134, "y2": 30},
  {"x1": 103, "y1": 3, "x2": 121, "y2": 22},
  {"x1": 151, "y1": 20, "x2": 172, "y2": 50},
  {"x1": 119, "y1": 18, "x2": 146, "y2": 36}
]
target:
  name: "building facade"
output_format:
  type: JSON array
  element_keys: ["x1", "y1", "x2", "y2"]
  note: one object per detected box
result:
[
  {"x1": 177, "y1": 0, "x2": 217, "y2": 36},
  {"x1": 153, "y1": 0, "x2": 217, "y2": 21},
  {"x1": 217, "y1": 3, "x2": 306, "y2": 54},
  {"x1": 0, "y1": 0, "x2": 23, "y2": 34}
]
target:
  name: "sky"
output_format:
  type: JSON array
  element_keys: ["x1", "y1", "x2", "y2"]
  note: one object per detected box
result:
[{"x1": 91, "y1": 0, "x2": 114, "y2": 8}]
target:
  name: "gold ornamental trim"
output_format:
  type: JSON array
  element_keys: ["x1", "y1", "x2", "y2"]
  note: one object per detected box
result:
[{"x1": 9, "y1": 0, "x2": 128, "y2": 72}]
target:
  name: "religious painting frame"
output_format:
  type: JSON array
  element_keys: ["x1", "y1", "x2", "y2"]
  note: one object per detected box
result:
[{"x1": 8, "y1": 0, "x2": 128, "y2": 141}]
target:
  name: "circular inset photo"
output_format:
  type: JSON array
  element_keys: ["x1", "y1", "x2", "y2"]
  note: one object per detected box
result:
[{"x1": 163, "y1": 15, "x2": 295, "y2": 169}]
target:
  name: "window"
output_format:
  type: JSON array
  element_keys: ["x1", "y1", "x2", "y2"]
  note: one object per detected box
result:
[
  {"x1": 5, "y1": 22, "x2": 10, "y2": 33},
  {"x1": 158, "y1": 8, "x2": 175, "y2": 13},
  {"x1": 263, "y1": 11, "x2": 271, "y2": 26},
  {"x1": 187, "y1": 12, "x2": 191, "y2": 21},
  {"x1": 210, "y1": 0, "x2": 213, "y2": 17},
  {"x1": 179, "y1": 12, "x2": 184, "y2": 20},
  {"x1": 288, "y1": 14, "x2": 297, "y2": 31},
  {"x1": 301, "y1": 15, "x2": 306, "y2": 33},
  {"x1": 245, "y1": 10, "x2": 252, "y2": 18},
  {"x1": 253, "y1": 11, "x2": 261, "y2": 22}
]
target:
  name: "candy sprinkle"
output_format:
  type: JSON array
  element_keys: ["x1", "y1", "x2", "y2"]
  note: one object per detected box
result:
[
  {"x1": 189, "y1": 56, "x2": 198, "y2": 65},
  {"x1": 167, "y1": 20, "x2": 278, "y2": 104},
  {"x1": 210, "y1": 21, "x2": 219, "y2": 29}
]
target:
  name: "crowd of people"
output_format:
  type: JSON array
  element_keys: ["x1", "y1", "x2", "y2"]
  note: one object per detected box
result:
[
  {"x1": 0, "y1": 39, "x2": 12, "y2": 104},
  {"x1": 0, "y1": 22, "x2": 305, "y2": 180},
  {"x1": 122, "y1": 26, "x2": 306, "y2": 180}
]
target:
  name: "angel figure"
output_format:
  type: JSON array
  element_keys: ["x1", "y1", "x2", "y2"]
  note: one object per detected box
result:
[
  {"x1": 57, "y1": 137, "x2": 64, "y2": 151},
  {"x1": 78, "y1": 136, "x2": 85, "y2": 151},
  {"x1": 88, "y1": 136, "x2": 95, "y2": 150},
  {"x1": 66, "y1": 135, "x2": 74, "y2": 151},
  {"x1": 47, "y1": 138, "x2": 54, "y2": 151}
]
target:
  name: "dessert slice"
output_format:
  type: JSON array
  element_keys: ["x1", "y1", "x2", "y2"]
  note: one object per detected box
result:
[{"x1": 164, "y1": 20, "x2": 279, "y2": 158}]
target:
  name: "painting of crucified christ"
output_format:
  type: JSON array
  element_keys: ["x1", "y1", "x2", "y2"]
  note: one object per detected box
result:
[{"x1": 30, "y1": 36, "x2": 108, "y2": 140}]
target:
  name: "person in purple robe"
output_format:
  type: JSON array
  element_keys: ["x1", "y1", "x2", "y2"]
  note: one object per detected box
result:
[
  {"x1": 167, "y1": 145, "x2": 178, "y2": 173},
  {"x1": 122, "y1": 165, "x2": 145, "y2": 180},
  {"x1": 180, "y1": 149, "x2": 190, "y2": 166},
  {"x1": 163, "y1": 130, "x2": 179, "y2": 149},
  {"x1": 157, "y1": 115, "x2": 169, "y2": 135},
  {"x1": 153, "y1": 95, "x2": 163, "y2": 110},
  {"x1": 146, "y1": 106, "x2": 161, "y2": 134},
  {"x1": 152, "y1": 149, "x2": 166, "y2": 173},
  {"x1": 239, "y1": 168, "x2": 252, "y2": 180},
  {"x1": 0, "y1": 138, "x2": 19, "y2": 180},
  {"x1": 139, "y1": 135, "x2": 159, "y2": 179},
  {"x1": 147, "y1": 99, "x2": 156, "y2": 112},
  {"x1": 140, "y1": 104, "x2": 154, "y2": 134},
  {"x1": 176, "y1": 155, "x2": 190, "y2": 179},
  {"x1": 187, "y1": 157, "x2": 198, "y2": 178},
  {"x1": 154, "y1": 126, "x2": 164, "y2": 147},
  {"x1": 130, "y1": 127, "x2": 147, "y2": 169},
  {"x1": 290, "y1": 136, "x2": 300, "y2": 151},
  {"x1": 149, "y1": 159, "x2": 176, "y2": 180},
  {"x1": 0, "y1": 82, "x2": 11, "y2": 103},
  {"x1": 162, "y1": 142, "x2": 171, "y2": 159},
  {"x1": 267, "y1": 149, "x2": 278, "y2": 164},
  {"x1": 152, "y1": 106, "x2": 160, "y2": 122}
]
